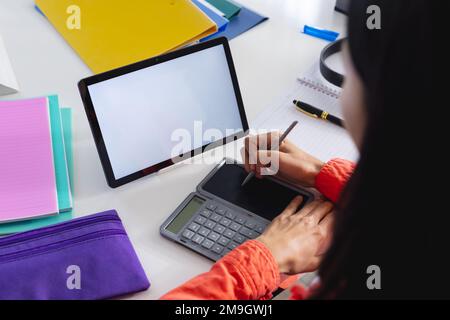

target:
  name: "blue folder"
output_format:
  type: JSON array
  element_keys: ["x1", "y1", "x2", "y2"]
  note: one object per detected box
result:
[
  {"x1": 206, "y1": 5, "x2": 268, "y2": 41},
  {"x1": 192, "y1": 0, "x2": 229, "y2": 42}
]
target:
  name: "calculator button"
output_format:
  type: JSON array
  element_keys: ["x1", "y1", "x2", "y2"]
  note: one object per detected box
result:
[
  {"x1": 229, "y1": 222, "x2": 241, "y2": 232},
  {"x1": 194, "y1": 216, "x2": 207, "y2": 225},
  {"x1": 200, "y1": 210, "x2": 212, "y2": 218},
  {"x1": 182, "y1": 229, "x2": 195, "y2": 240},
  {"x1": 222, "y1": 248, "x2": 232, "y2": 256},
  {"x1": 204, "y1": 220, "x2": 216, "y2": 229},
  {"x1": 208, "y1": 232, "x2": 220, "y2": 242},
  {"x1": 228, "y1": 242, "x2": 239, "y2": 250},
  {"x1": 202, "y1": 239, "x2": 214, "y2": 249},
  {"x1": 255, "y1": 225, "x2": 265, "y2": 233},
  {"x1": 220, "y1": 217, "x2": 232, "y2": 227},
  {"x1": 211, "y1": 213, "x2": 222, "y2": 222},
  {"x1": 188, "y1": 223, "x2": 201, "y2": 232},
  {"x1": 245, "y1": 221, "x2": 256, "y2": 229},
  {"x1": 235, "y1": 216, "x2": 246, "y2": 224},
  {"x1": 233, "y1": 234, "x2": 246, "y2": 244},
  {"x1": 211, "y1": 244, "x2": 224, "y2": 255},
  {"x1": 198, "y1": 227, "x2": 210, "y2": 237},
  {"x1": 224, "y1": 229, "x2": 236, "y2": 239},
  {"x1": 206, "y1": 203, "x2": 217, "y2": 211},
  {"x1": 225, "y1": 211, "x2": 236, "y2": 219},
  {"x1": 213, "y1": 224, "x2": 225, "y2": 234},
  {"x1": 192, "y1": 234, "x2": 205, "y2": 245},
  {"x1": 215, "y1": 208, "x2": 226, "y2": 215},
  {"x1": 239, "y1": 227, "x2": 257, "y2": 238},
  {"x1": 218, "y1": 236, "x2": 230, "y2": 246},
  {"x1": 247, "y1": 231, "x2": 257, "y2": 238},
  {"x1": 239, "y1": 227, "x2": 250, "y2": 235}
]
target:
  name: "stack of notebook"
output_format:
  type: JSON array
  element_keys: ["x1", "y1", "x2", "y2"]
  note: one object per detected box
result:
[
  {"x1": 0, "y1": 96, "x2": 73, "y2": 235},
  {"x1": 34, "y1": 0, "x2": 267, "y2": 74},
  {"x1": 193, "y1": 0, "x2": 268, "y2": 42}
]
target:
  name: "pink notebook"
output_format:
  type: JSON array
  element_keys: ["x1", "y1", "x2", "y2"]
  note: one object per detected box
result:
[{"x1": 0, "y1": 97, "x2": 59, "y2": 223}]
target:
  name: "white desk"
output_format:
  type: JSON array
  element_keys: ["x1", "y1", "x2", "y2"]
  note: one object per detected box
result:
[{"x1": 0, "y1": 0, "x2": 346, "y2": 299}]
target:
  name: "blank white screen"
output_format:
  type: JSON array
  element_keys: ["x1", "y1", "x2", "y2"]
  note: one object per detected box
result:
[{"x1": 88, "y1": 45, "x2": 244, "y2": 179}]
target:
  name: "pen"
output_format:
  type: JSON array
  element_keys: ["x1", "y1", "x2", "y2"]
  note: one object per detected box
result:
[
  {"x1": 241, "y1": 121, "x2": 299, "y2": 187},
  {"x1": 293, "y1": 100, "x2": 344, "y2": 127}
]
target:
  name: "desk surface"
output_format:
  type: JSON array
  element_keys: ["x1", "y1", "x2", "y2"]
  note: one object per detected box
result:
[{"x1": 0, "y1": 0, "x2": 346, "y2": 299}]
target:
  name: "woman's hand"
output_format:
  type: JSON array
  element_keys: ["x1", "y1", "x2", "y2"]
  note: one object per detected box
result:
[
  {"x1": 257, "y1": 196, "x2": 334, "y2": 275},
  {"x1": 241, "y1": 132, "x2": 325, "y2": 187}
]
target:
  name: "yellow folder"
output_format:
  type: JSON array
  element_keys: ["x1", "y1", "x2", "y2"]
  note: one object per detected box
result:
[{"x1": 36, "y1": 0, "x2": 218, "y2": 73}]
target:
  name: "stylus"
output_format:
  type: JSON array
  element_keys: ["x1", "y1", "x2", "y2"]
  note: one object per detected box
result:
[
  {"x1": 293, "y1": 100, "x2": 344, "y2": 127},
  {"x1": 241, "y1": 121, "x2": 299, "y2": 187}
]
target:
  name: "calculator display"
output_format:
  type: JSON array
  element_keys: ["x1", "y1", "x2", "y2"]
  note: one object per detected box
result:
[
  {"x1": 202, "y1": 164, "x2": 305, "y2": 221},
  {"x1": 167, "y1": 196, "x2": 205, "y2": 234}
]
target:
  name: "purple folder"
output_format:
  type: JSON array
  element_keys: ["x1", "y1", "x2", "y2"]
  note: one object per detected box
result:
[{"x1": 0, "y1": 210, "x2": 150, "y2": 300}]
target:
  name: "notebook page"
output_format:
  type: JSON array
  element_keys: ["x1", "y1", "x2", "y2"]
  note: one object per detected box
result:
[
  {"x1": 0, "y1": 97, "x2": 59, "y2": 223},
  {"x1": 0, "y1": 34, "x2": 19, "y2": 96},
  {"x1": 253, "y1": 64, "x2": 359, "y2": 163},
  {"x1": 297, "y1": 63, "x2": 343, "y2": 117}
]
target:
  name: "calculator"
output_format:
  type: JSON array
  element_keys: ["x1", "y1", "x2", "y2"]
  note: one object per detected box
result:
[{"x1": 160, "y1": 159, "x2": 314, "y2": 261}]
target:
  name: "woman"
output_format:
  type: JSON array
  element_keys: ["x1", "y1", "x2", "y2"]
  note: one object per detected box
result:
[{"x1": 162, "y1": 0, "x2": 438, "y2": 299}]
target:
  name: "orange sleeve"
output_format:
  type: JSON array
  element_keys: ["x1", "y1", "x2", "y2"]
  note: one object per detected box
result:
[
  {"x1": 315, "y1": 158, "x2": 356, "y2": 203},
  {"x1": 160, "y1": 240, "x2": 280, "y2": 300},
  {"x1": 161, "y1": 159, "x2": 355, "y2": 300}
]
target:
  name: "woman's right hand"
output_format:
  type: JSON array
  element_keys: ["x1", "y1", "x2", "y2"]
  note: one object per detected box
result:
[
  {"x1": 257, "y1": 196, "x2": 335, "y2": 275},
  {"x1": 241, "y1": 132, "x2": 325, "y2": 187}
]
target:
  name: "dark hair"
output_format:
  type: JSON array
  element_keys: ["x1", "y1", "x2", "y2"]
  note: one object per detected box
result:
[{"x1": 313, "y1": 0, "x2": 439, "y2": 299}]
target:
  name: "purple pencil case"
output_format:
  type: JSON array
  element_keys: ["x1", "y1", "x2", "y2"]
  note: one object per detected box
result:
[{"x1": 0, "y1": 210, "x2": 150, "y2": 300}]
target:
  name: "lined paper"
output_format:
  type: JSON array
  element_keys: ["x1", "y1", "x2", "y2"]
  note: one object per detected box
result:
[
  {"x1": 0, "y1": 108, "x2": 73, "y2": 234},
  {"x1": 253, "y1": 64, "x2": 359, "y2": 163},
  {"x1": 0, "y1": 97, "x2": 59, "y2": 223}
]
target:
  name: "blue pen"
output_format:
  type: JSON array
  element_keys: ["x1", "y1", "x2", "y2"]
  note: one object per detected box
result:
[{"x1": 303, "y1": 25, "x2": 339, "y2": 42}]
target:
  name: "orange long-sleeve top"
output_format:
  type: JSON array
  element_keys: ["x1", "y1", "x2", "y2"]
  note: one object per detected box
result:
[{"x1": 161, "y1": 158, "x2": 355, "y2": 300}]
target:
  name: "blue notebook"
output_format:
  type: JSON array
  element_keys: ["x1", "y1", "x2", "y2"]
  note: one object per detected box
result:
[
  {"x1": 206, "y1": 5, "x2": 268, "y2": 40},
  {"x1": 192, "y1": 0, "x2": 229, "y2": 42},
  {"x1": 0, "y1": 108, "x2": 73, "y2": 235},
  {"x1": 61, "y1": 108, "x2": 73, "y2": 191},
  {"x1": 48, "y1": 95, "x2": 72, "y2": 212}
]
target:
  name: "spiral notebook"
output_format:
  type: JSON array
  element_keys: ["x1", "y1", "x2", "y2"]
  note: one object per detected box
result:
[{"x1": 252, "y1": 63, "x2": 359, "y2": 163}]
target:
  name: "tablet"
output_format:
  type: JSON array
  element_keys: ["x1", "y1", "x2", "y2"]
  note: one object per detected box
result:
[
  {"x1": 78, "y1": 38, "x2": 248, "y2": 188},
  {"x1": 200, "y1": 163, "x2": 307, "y2": 221}
]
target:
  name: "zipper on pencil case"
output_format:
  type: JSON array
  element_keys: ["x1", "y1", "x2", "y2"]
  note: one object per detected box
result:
[
  {"x1": 0, "y1": 214, "x2": 121, "y2": 247},
  {"x1": 0, "y1": 229, "x2": 126, "y2": 263}
]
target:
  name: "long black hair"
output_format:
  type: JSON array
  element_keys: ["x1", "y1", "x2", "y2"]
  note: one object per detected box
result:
[{"x1": 313, "y1": 0, "x2": 439, "y2": 299}]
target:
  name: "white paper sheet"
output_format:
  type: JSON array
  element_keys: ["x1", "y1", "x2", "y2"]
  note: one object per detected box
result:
[
  {"x1": 253, "y1": 63, "x2": 359, "y2": 163},
  {"x1": 0, "y1": 34, "x2": 19, "y2": 96}
]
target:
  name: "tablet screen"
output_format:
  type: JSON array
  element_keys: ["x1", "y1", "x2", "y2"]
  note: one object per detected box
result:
[
  {"x1": 86, "y1": 44, "x2": 245, "y2": 180},
  {"x1": 201, "y1": 164, "x2": 308, "y2": 221}
]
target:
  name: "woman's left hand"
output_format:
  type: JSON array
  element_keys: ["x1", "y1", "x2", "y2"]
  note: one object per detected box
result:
[{"x1": 257, "y1": 196, "x2": 335, "y2": 275}]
